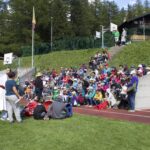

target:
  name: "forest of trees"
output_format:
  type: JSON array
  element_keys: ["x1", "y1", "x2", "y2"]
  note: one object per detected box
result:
[{"x1": 0, "y1": 0, "x2": 149, "y2": 56}]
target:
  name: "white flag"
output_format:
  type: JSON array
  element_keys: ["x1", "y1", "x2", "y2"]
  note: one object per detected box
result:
[
  {"x1": 96, "y1": 31, "x2": 101, "y2": 38},
  {"x1": 110, "y1": 23, "x2": 118, "y2": 32}
]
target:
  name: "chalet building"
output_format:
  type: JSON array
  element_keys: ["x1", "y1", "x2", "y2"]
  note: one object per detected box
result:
[{"x1": 118, "y1": 13, "x2": 150, "y2": 41}]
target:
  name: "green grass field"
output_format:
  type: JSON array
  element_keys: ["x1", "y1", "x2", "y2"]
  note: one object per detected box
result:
[{"x1": 0, "y1": 114, "x2": 150, "y2": 150}]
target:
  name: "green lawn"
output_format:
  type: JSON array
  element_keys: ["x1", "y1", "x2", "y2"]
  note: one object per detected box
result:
[
  {"x1": 109, "y1": 41, "x2": 150, "y2": 67},
  {"x1": 0, "y1": 114, "x2": 150, "y2": 150},
  {"x1": 0, "y1": 48, "x2": 100, "y2": 71}
]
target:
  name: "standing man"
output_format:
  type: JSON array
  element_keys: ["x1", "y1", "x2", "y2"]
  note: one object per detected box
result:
[
  {"x1": 34, "y1": 72, "x2": 43, "y2": 102},
  {"x1": 121, "y1": 28, "x2": 127, "y2": 45},
  {"x1": 112, "y1": 29, "x2": 120, "y2": 46},
  {"x1": 127, "y1": 70, "x2": 139, "y2": 112},
  {"x1": 0, "y1": 68, "x2": 11, "y2": 120}
]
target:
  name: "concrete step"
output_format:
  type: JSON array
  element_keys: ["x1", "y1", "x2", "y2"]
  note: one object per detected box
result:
[{"x1": 135, "y1": 74, "x2": 150, "y2": 110}]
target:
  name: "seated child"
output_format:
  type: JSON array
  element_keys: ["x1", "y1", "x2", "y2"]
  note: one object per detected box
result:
[
  {"x1": 93, "y1": 90, "x2": 103, "y2": 105},
  {"x1": 105, "y1": 88, "x2": 120, "y2": 108}
]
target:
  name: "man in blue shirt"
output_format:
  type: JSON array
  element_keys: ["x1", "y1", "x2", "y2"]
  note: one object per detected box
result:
[{"x1": 127, "y1": 70, "x2": 139, "y2": 112}]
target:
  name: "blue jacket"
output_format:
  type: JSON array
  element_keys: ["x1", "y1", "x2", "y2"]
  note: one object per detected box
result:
[{"x1": 127, "y1": 75, "x2": 139, "y2": 92}]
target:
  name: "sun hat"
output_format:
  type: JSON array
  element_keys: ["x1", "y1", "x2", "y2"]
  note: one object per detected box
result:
[{"x1": 36, "y1": 72, "x2": 42, "y2": 77}]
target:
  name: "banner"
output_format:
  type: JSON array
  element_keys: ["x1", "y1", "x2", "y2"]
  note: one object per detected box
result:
[
  {"x1": 110, "y1": 23, "x2": 118, "y2": 32},
  {"x1": 96, "y1": 31, "x2": 101, "y2": 38}
]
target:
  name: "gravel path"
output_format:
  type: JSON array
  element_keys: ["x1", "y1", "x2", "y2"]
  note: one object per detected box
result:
[{"x1": 108, "y1": 45, "x2": 125, "y2": 59}]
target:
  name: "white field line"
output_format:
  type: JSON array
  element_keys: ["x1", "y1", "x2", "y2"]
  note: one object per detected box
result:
[
  {"x1": 136, "y1": 109, "x2": 150, "y2": 113},
  {"x1": 75, "y1": 107, "x2": 150, "y2": 119}
]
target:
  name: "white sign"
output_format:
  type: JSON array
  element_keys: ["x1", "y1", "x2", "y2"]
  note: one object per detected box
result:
[
  {"x1": 110, "y1": 23, "x2": 118, "y2": 32},
  {"x1": 96, "y1": 31, "x2": 101, "y2": 38},
  {"x1": 3, "y1": 53, "x2": 13, "y2": 65}
]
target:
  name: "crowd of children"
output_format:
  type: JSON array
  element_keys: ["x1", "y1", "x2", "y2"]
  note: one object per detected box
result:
[
  {"x1": 21, "y1": 49, "x2": 149, "y2": 113},
  {"x1": 1, "y1": 48, "x2": 150, "y2": 123}
]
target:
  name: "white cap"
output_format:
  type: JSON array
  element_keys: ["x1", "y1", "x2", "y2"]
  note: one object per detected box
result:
[
  {"x1": 130, "y1": 70, "x2": 136, "y2": 75},
  {"x1": 88, "y1": 86, "x2": 93, "y2": 90},
  {"x1": 138, "y1": 64, "x2": 142, "y2": 68},
  {"x1": 72, "y1": 91, "x2": 76, "y2": 95},
  {"x1": 54, "y1": 86, "x2": 58, "y2": 90}
]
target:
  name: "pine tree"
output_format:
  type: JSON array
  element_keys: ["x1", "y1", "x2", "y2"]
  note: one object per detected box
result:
[
  {"x1": 144, "y1": 0, "x2": 150, "y2": 13},
  {"x1": 134, "y1": 0, "x2": 144, "y2": 16},
  {"x1": 127, "y1": 4, "x2": 135, "y2": 20},
  {"x1": 51, "y1": 0, "x2": 72, "y2": 40},
  {"x1": 70, "y1": 0, "x2": 93, "y2": 37}
]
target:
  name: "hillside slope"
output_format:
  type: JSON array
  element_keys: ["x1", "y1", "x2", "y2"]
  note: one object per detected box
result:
[{"x1": 109, "y1": 41, "x2": 150, "y2": 67}]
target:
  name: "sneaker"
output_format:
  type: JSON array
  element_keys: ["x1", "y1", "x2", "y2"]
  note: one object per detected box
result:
[
  {"x1": 0, "y1": 117, "x2": 6, "y2": 121},
  {"x1": 128, "y1": 110, "x2": 135, "y2": 112}
]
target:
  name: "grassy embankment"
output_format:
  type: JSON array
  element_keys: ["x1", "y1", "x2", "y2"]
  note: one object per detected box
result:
[
  {"x1": 109, "y1": 41, "x2": 150, "y2": 67},
  {"x1": 1, "y1": 41, "x2": 150, "y2": 72},
  {"x1": 0, "y1": 48, "x2": 100, "y2": 71}
]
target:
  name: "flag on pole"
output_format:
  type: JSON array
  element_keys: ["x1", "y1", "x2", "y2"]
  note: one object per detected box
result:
[
  {"x1": 32, "y1": 6, "x2": 36, "y2": 30},
  {"x1": 110, "y1": 23, "x2": 118, "y2": 32}
]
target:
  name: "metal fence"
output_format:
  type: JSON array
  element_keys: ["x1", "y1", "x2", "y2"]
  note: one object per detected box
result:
[{"x1": 22, "y1": 33, "x2": 115, "y2": 57}]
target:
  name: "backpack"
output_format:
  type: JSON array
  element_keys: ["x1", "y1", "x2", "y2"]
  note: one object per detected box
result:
[
  {"x1": 33, "y1": 104, "x2": 47, "y2": 120},
  {"x1": 65, "y1": 103, "x2": 73, "y2": 117}
]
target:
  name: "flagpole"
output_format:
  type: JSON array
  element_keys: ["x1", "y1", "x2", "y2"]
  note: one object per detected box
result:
[
  {"x1": 32, "y1": 26, "x2": 34, "y2": 68},
  {"x1": 143, "y1": 17, "x2": 145, "y2": 41}
]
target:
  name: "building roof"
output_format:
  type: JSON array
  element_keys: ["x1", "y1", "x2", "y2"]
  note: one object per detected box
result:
[{"x1": 118, "y1": 13, "x2": 150, "y2": 31}]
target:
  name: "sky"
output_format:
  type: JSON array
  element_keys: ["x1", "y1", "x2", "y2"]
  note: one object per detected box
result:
[
  {"x1": 110, "y1": 0, "x2": 145, "y2": 9},
  {"x1": 89, "y1": 0, "x2": 145, "y2": 10},
  {"x1": 3, "y1": 0, "x2": 146, "y2": 10}
]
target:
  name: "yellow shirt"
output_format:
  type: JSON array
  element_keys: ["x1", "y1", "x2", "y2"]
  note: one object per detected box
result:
[{"x1": 94, "y1": 92, "x2": 103, "y2": 101}]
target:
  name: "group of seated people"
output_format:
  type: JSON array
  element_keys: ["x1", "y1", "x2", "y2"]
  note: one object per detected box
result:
[
  {"x1": 1, "y1": 48, "x2": 150, "y2": 123},
  {"x1": 21, "y1": 49, "x2": 150, "y2": 116}
]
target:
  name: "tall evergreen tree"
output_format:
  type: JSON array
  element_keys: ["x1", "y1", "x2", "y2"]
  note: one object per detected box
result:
[
  {"x1": 51, "y1": 0, "x2": 72, "y2": 40},
  {"x1": 70, "y1": 0, "x2": 93, "y2": 37},
  {"x1": 127, "y1": 4, "x2": 135, "y2": 20},
  {"x1": 0, "y1": 1, "x2": 15, "y2": 54},
  {"x1": 134, "y1": 0, "x2": 144, "y2": 16},
  {"x1": 144, "y1": 0, "x2": 150, "y2": 13}
]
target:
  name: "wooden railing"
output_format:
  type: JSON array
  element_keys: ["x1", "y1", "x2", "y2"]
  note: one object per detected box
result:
[{"x1": 131, "y1": 35, "x2": 150, "y2": 41}]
